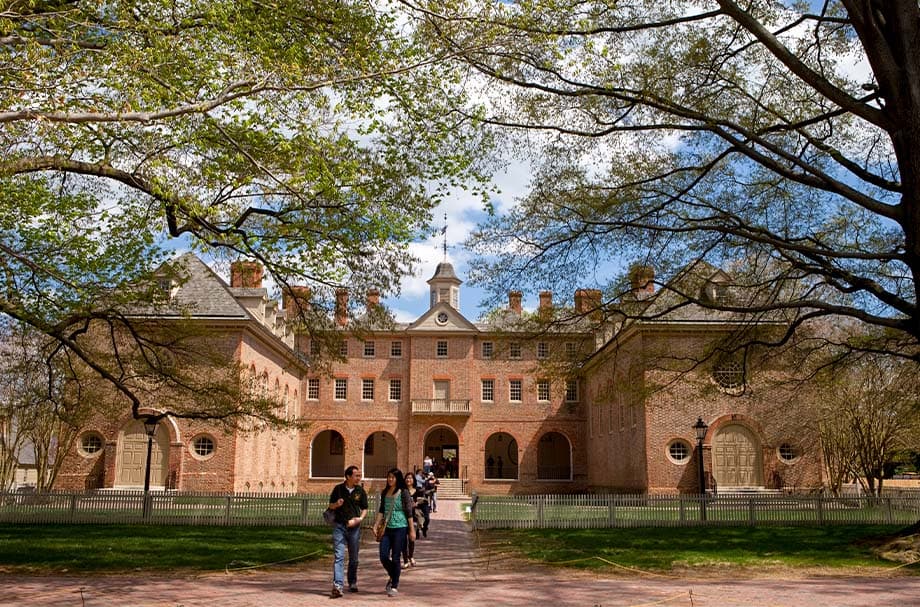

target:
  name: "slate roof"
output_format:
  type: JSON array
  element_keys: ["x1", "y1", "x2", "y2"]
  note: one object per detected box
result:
[{"x1": 139, "y1": 253, "x2": 250, "y2": 319}]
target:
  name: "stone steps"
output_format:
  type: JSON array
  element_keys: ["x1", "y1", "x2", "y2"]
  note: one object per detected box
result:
[{"x1": 434, "y1": 478, "x2": 466, "y2": 499}]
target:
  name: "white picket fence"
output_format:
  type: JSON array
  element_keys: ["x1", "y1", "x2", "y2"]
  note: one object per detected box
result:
[
  {"x1": 470, "y1": 492, "x2": 920, "y2": 529},
  {"x1": 0, "y1": 491, "x2": 383, "y2": 526}
]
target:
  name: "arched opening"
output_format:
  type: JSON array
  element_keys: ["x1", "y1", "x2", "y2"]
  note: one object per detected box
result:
[
  {"x1": 712, "y1": 423, "x2": 763, "y2": 488},
  {"x1": 424, "y1": 426, "x2": 459, "y2": 478},
  {"x1": 114, "y1": 419, "x2": 169, "y2": 488},
  {"x1": 363, "y1": 431, "x2": 397, "y2": 479},
  {"x1": 310, "y1": 430, "x2": 345, "y2": 478},
  {"x1": 484, "y1": 432, "x2": 518, "y2": 480},
  {"x1": 537, "y1": 431, "x2": 572, "y2": 480}
]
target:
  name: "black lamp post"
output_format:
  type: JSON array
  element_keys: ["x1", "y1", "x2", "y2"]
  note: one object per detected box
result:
[
  {"x1": 142, "y1": 417, "x2": 159, "y2": 519},
  {"x1": 693, "y1": 416, "x2": 709, "y2": 521}
]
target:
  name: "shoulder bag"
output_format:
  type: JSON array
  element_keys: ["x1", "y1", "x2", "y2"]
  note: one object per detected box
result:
[{"x1": 375, "y1": 496, "x2": 393, "y2": 542}]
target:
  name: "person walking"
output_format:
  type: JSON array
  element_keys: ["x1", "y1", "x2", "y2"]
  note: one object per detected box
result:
[
  {"x1": 328, "y1": 465, "x2": 368, "y2": 598},
  {"x1": 425, "y1": 472, "x2": 439, "y2": 513},
  {"x1": 401, "y1": 472, "x2": 419, "y2": 567},
  {"x1": 411, "y1": 471, "x2": 431, "y2": 539},
  {"x1": 372, "y1": 468, "x2": 415, "y2": 597}
]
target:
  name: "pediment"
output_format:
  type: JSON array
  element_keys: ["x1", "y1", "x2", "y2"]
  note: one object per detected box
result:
[{"x1": 408, "y1": 303, "x2": 479, "y2": 332}]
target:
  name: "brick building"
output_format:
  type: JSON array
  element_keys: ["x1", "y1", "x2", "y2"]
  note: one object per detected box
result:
[{"x1": 55, "y1": 254, "x2": 823, "y2": 495}]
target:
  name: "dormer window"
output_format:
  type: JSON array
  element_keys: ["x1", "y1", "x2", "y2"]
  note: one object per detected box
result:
[
  {"x1": 701, "y1": 271, "x2": 732, "y2": 305},
  {"x1": 154, "y1": 276, "x2": 177, "y2": 300}
]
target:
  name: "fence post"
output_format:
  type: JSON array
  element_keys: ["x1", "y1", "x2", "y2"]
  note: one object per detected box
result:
[
  {"x1": 816, "y1": 496, "x2": 824, "y2": 525},
  {"x1": 537, "y1": 495, "x2": 545, "y2": 528},
  {"x1": 300, "y1": 498, "x2": 310, "y2": 525},
  {"x1": 69, "y1": 494, "x2": 77, "y2": 523},
  {"x1": 886, "y1": 498, "x2": 893, "y2": 524},
  {"x1": 748, "y1": 498, "x2": 755, "y2": 526},
  {"x1": 607, "y1": 494, "x2": 617, "y2": 528},
  {"x1": 678, "y1": 496, "x2": 685, "y2": 523},
  {"x1": 224, "y1": 495, "x2": 232, "y2": 525}
]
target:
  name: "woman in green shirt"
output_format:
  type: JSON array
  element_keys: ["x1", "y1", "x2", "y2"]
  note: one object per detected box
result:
[{"x1": 372, "y1": 467, "x2": 416, "y2": 597}]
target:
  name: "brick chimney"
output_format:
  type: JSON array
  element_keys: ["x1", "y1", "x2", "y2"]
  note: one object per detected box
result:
[
  {"x1": 508, "y1": 290, "x2": 522, "y2": 314},
  {"x1": 335, "y1": 289, "x2": 349, "y2": 326},
  {"x1": 282, "y1": 286, "x2": 311, "y2": 319},
  {"x1": 628, "y1": 264, "x2": 655, "y2": 297},
  {"x1": 366, "y1": 288, "x2": 381, "y2": 313},
  {"x1": 230, "y1": 261, "x2": 263, "y2": 288},
  {"x1": 538, "y1": 291, "x2": 553, "y2": 319},
  {"x1": 574, "y1": 289, "x2": 602, "y2": 317}
]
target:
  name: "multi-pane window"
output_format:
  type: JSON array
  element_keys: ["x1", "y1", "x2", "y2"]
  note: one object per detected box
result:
[
  {"x1": 364, "y1": 341, "x2": 375, "y2": 357},
  {"x1": 436, "y1": 340, "x2": 448, "y2": 358},
  {"x1": 537, "y1": 342, "x2": 548, "y2": 359},
  {"x1": 193, "y1": 436, "x2": 215, "y2": 457},
  {"x1": 334, "y1": 378, "x2": 347, "y2": 400},
  {"x1": 390, "y1": 341, "x2": 402, "y2": 357},
  {"x1": 362, "y1": 379, "x2": 374, "y2": 401},
  {"x1": 509, "y1": 342, "x2": 521, "y2": 359},
  {"x1": 389, "y1": 379, "x2": 402, "y2": 402},
  {"x1": 307, "y1": 378, "x2": 320, "y2": 400},
  {"x1": 565, "y1": 379, "x2": 579, "y2": 402},
  {"x1": 565, "y1": 342, "x2": 576, "y2": 357},
  {"x1": 481, "y1": 379, "x2": 494, "y2": 402},
  {"x1": 339, "y1": 340, "x2": 348, "y2": 357},
  {"x1": 310, "y1": 340, "x2": 320, "y2": 357},
  {"x1": 509, "y1": 379, "x2": 522, "y2": 402},
  {"x1": 537, "y1": 380, "x2": 550, "y2": 402},
  {"x1": 669, "y1": 441, "x2": 690, "y2": 463},
  {"x1": 481, "y1": 342, "x2": 493, "y2": 359},
  {"x1": 81, "y1": 434, "x2": 103, "y2": 454}
]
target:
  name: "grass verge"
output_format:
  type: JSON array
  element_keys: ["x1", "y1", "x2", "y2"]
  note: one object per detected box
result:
[
  {"x1": 0, "y1": 524, "x2": 330, "y2": 574},
  {"x1": 477, "y1": 525, "x2": 918, "y2": 573}
]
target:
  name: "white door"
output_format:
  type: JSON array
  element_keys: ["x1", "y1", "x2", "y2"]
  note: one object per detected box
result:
[{"x1": 433, "y1": 380, "x2": 450, "y2": 401}]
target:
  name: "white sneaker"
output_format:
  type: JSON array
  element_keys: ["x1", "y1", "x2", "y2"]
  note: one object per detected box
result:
[{"x1": 387, "y1": 587, "x2": 398, "y2": 597}]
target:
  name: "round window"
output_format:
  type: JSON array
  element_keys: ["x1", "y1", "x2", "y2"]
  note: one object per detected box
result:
[
  {"x1": 778, "y1": 443, "x2": 798, "y2": 463},
  {"x1": 192, "y1": 435, "x2": 215, "y2": 459},
  {"x1": 713, "y1": 359, "x2": 744, "y2": 390},
  {"x1": 436, "y1": 312, "x2": 449, "y2": 325},
  {"x1": 80, "y1": 433, "x2": 104, "y2": 456},
  {"x1": 667, "y1": 440, "x2": 691, "y2": 464}
]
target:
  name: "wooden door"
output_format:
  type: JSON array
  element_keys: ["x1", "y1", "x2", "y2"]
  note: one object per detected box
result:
[
  {"x1": 115, "y1": 420, "x2": 167, "y2": 487},
  {"x1": 712, "y1": 424, "x2": 763, "y2": 488}
]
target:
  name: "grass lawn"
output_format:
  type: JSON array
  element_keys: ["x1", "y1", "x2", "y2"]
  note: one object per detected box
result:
[
  {"x1": 0, "y1": 524, "x2": 330, "y2": 573},
  {"x1": 478, "y1": 525, "x2": 917, "y2": 573}
]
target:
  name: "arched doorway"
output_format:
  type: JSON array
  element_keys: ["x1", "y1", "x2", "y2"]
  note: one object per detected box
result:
[
  {"x1": 311, "y1": 430, "x2": 345, "y2": 478},
  {"x1": 114, "y1": 419, "x2": 168, "y2": 488},
  {"x1": 424, "y1": 426, "x2": 459, "y2": 478},
  {"x1": 712, "y1": 424, "x2": 763, "y2": 488},
  {"x1": 537, "y1": 431, "x2": 572, "y2": 480},
  {"x1": 363, "y1": 431, "x2": 397, "y2": 479},
  {"x1": 484, "y1": 432, "x2": 518, "y2": 480}
]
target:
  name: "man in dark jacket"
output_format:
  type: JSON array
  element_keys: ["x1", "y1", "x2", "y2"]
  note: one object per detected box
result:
[{"x1": 328, "y1": 465, "x2": 368, "y2": 597}]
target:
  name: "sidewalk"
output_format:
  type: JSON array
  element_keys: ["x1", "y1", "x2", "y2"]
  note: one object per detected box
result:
[{"x1": 2, "y1": 499, "x2": 919, "y2": 606}]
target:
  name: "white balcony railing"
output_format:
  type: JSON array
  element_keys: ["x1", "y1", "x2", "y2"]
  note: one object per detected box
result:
[{"x1": 410, "y1": 399, "x2": 471, "y2": 415}]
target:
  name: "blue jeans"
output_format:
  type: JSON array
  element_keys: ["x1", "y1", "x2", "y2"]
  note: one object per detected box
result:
[
  {"x1": 332, "y1": 523, "x2": 361, "y2": 590},
  {"x1": 378, "y1": 526, "x2": 408, "y2": 589}
]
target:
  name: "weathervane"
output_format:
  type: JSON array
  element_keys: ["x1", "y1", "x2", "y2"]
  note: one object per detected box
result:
[{"x1": 442, "y1": 212, "x2": 448, "y2": 261}]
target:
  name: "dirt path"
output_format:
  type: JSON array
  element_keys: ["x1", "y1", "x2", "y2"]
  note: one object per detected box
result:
[{"x1": 2, "y1": 499, "x2": 918, "y2": 606}]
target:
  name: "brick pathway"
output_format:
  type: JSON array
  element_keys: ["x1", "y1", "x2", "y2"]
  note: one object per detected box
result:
[{"x1": 2, "y1": 499, "x2": 919, "y2": 606}]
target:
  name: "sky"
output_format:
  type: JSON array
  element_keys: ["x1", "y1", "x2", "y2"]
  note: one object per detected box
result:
[{"x1": 384, "y1": 161, "x2": 531, "y2": 324}]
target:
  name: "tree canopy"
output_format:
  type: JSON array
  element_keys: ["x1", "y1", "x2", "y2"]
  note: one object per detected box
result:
[
  {"x1": 404, "y1": 0, "x2": 920, "y2": 361},
  {"x1": 0, "y1": 0, "x2": 490, "y2": 421}
]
